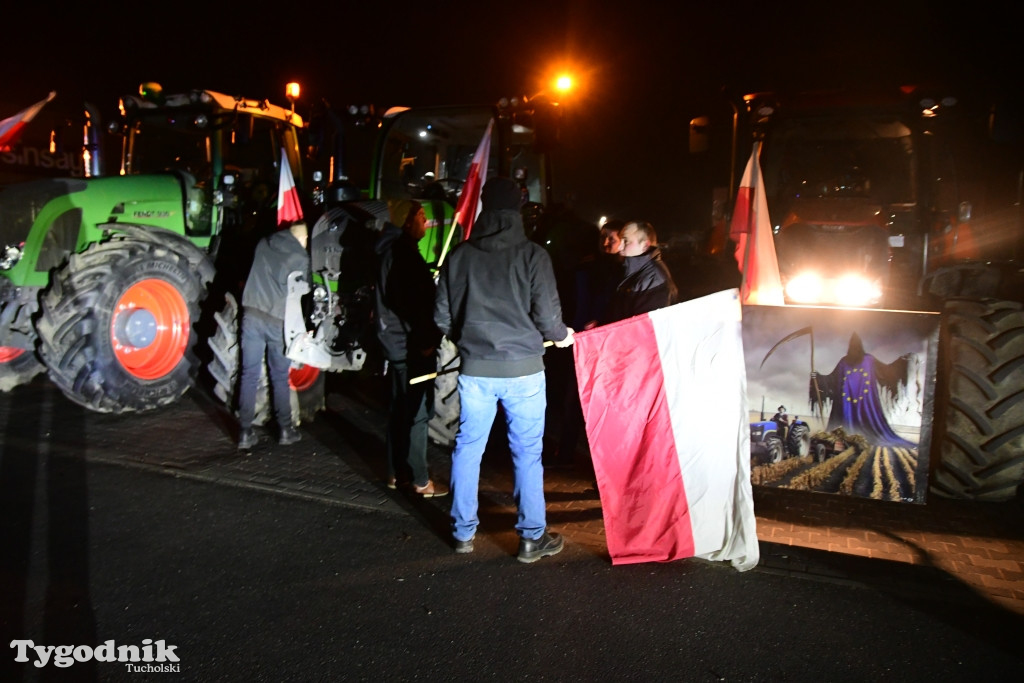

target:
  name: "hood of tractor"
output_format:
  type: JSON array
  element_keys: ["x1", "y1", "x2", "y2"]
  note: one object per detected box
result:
[{"x1": 0, "y1": 174, "x2": 201, "y2": 288}]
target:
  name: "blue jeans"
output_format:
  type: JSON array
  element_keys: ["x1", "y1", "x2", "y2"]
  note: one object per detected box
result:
[
  {"x1": 238, "y1": 312, "x2": 292, "y2": 431},
  {"x1": 451, "y1": 372, "x2": 547, "y2": 542}
]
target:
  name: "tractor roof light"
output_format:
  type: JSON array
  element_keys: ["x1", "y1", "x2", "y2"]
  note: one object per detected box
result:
[
  {"x1": 286, "y1": 82, "x2": 301, "y2": 103},
  {"x1": 138, "y1": 82, "x2": 165, "y2": 104}
]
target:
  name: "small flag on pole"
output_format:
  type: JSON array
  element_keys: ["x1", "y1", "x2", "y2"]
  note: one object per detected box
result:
[
  {"x1": 277, "y1": 148, "x2": 303, "y2": 227},
  {"x1": 453, "y1": 119, "x2": 494, "y2": 241},
  {"x1": 728, "y1": 141, "x2": 784, "y2": 306},
  {"x1": 0, "y1": 91, "x2": 57, "y2": 151}
]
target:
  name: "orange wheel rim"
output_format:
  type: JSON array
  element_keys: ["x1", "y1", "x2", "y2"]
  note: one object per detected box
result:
[
  {"x1": 289, "y1": 364, "x2": 320, "y2": 391},
  {"x1": 0, "y1": 346, "x2": 25, "y2": 363},
  {"x1": 111, "y1": 278, "x2": 190, "y2": 380}
]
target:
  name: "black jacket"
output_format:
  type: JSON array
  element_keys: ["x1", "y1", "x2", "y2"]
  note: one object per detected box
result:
[
  {"x1": 374, "y1": 223, "x2": 442, "y2": 362},
  {"x1": 604, "y1": 246, "x2": 678, "y2": 324},
  {"x1": 241, "y1": 229, "x2": 310, "y2": 321},
  {"x1": 435, "y1": 209, "x2": 568, "y2": 378}
]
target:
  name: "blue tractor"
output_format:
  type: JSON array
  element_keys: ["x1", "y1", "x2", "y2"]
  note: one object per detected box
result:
[{"x1": 750, "y1": 405, "x2": 811, "y2": 464}]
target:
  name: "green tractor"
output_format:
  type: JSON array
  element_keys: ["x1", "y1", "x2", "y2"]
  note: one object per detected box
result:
[
  {"x1": 297, "y1": 94, "x2": 577, "y2": 446},
  {"x1": 0, "y1": 82, "x2": 319, "y2": 417}
]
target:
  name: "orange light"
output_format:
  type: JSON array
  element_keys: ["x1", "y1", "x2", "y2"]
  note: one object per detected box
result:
[
  {"x1": 554, "y1": 74, "x2": 573, "y2": 93},
  {"x1": 286, "y1": 82, "x2": 301, "y2": 102}
]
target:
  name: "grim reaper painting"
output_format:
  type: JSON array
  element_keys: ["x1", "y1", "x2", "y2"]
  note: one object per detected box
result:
[
  {"x1": 742, "y1": 305, "x2": 939, "y2": 504},
  {"x1": 810, "y1": 332, "x2": 916, "y2": 449}
]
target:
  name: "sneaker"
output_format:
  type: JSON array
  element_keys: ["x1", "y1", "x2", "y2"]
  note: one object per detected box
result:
[
  {"x1": 454, "y1": 537, "x2": 474, "y2": 554},
  {"x1": 237, "y1": 428, "x2": 257, "y2": 450},
  {"x1": 413, "y1": 479, "x2": 449, "y2": 498},
  {"x1": 517, "y1": 531, "x2": 564, "y2": 563},
  {"x1": 386, "y1": 477, "x2": 398, "y2": 490},
  {"x1": 279, "y1": 427, "x2": 302, "y2": 445}
]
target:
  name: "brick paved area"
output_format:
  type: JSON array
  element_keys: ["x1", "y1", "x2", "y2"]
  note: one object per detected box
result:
[{"x1": 14, "y1": 377, "x2": 1023, "y2": 615}]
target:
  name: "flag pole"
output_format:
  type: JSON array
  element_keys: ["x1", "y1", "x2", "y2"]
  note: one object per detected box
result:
[
  {"x1": 410, "y1": 341, "x2": 554, "y2": 385},
  {"x1": 436, "y1": 212, "x2": 461, "y2": 270},
  {"x1": 740, "y1": 141, "x2": 759, "y2": 301}
]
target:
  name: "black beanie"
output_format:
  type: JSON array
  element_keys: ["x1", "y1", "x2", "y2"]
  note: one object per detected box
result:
[{"x1": 481, "y1": 177, "x2": 521, "y2": 211}]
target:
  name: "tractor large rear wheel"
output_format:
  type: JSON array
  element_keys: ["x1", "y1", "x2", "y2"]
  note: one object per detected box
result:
[
  {"x1": 428, "y1": 337, "x2": 461, "y2": 447},
  {"x1": 0, "y1": 297, "x2": 46, "y2": 391},
  {"x1": 35, "y1": 237, "x2": 212, "y2": 413},
  {"x1": 206, "y1": 292, "x2": 324, "y2": 426},
  {"x1": 931, "y1": 298, "x2": 1024, "y2": 501}
]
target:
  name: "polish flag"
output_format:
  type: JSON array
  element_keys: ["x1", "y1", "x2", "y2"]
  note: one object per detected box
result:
[
  {"x1": 0, "y1": 91, "x2": 57, "y2": 151},
  {"x1": 729, "y1": 141, "x2": 784, "y2": 305},
  {"x1": 573, "y1": 289, "x2": 759, "y2": 570},
  {"x1": 277, "y1": 148, "x2": 303, "y2": 227},
  {"x1": 453, "y1": 118, "x2": 493, "y2": 241}
]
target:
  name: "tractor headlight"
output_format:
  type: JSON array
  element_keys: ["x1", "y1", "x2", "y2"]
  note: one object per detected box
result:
[
  {"x1": 784, "y1": 272, "x2": 824, "y2": 304},
  {"x1": 0, "y1": 243, "x2": 23, "y2": 270},
  {"x1": 784, "y1": 271, "x2": 882, "y2": 307},
  {"x1": 834, "y1": 274, "x2": 883, "y2": 307}
]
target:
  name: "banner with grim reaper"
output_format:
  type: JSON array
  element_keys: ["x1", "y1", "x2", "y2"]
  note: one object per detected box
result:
[{"x1": 742, "y1": 305, "x2": 939, "y2": 504}]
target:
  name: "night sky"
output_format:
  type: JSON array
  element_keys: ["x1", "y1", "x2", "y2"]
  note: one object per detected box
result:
[{"x1": 5, "y1": 1, "x2": 1021, "y2": 233}]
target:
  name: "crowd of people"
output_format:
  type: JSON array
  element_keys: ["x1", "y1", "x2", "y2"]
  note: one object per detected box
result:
[{"x1": 235, "y1": 177, "x2": 684, "y2": 563}]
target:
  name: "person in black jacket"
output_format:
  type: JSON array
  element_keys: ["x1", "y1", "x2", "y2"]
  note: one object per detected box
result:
[
  {"x1": 435, "y1": 177, "x2": 574, "y2": 563},
  {"x1": 375, "y1": 199, "x2": 448, "y2": 497},
  {"x1": 237, "y1": 222, "x2": 309, "y2": 449},
  {"x1": 604, "y1": 220, "x2": 678, "y2": 323}
]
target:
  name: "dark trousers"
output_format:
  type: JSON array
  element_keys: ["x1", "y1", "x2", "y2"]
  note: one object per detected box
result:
[
  {"x1": 386, "y1": 357, "x2": 435, "y2": 487},
  {"x1": 238, "y1": 312, "x2": 292, "y2": 431}
]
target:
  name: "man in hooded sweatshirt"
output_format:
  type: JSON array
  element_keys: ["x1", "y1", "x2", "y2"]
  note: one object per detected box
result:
[
  {"x1": 375, "y1": 199, "x2": 448, "y2": 497},
  {"x1": 237, "y1": 221, "x2": 309, "y2": 449},
  {"x1": 435, "y1": 177, "x2": 575, "y2": 563}
]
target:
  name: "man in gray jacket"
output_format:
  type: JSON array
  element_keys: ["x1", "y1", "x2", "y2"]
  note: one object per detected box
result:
[
  {"x1": 435, "y1": 177, "x2": 574, "y2": 563},
  {"x1": 237, "y1": 222, "x2": 309, "y2": 449}
]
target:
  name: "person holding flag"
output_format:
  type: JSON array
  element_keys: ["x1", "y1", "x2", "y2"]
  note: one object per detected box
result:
[{"x1": 435, "y1": 177, "x2": 574, "y2": 562}]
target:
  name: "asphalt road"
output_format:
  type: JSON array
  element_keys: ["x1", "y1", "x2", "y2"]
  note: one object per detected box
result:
[{"x1": 1, "y1": 379, "x2": 1023, "y2": 681}]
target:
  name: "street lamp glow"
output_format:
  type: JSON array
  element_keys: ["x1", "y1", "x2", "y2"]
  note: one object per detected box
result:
[{"x1": 555, "y1": 75, "x2": 573, "y2": 93}]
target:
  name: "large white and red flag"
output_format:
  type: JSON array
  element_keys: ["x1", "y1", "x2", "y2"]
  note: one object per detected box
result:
[
  {"x1": 729, "y1": 141, "x2": 784, "y2": 305},
  {"x1": 452, "y1": 118, "x2": 493, "y2": 241},
  {"x1": 573, "y1": 289, "x2": 758, "y2": 570},
  {"x1": 277, "y1": 148, "x2": 304, "y2": 227},
  {"x1": 0, "y1": 91, "x2": 57, "y2": 151}
]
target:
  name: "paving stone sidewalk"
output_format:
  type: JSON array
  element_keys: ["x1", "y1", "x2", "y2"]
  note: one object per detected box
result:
[{"x1": 28, "y1": 378, "x2": 1024, "y2": 616}]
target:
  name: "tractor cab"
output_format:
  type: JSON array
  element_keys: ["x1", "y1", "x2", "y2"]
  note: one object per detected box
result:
[
  {"x1": 371, "y1": 101, "x2": 552, "y2": 269},
  {"x1": 117, "y1": 83, "x2": 305, "y2": 241}
]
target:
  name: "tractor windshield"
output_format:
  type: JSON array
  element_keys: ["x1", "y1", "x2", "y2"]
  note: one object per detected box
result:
[
  {"x1": 377, "y1": 106, "x2": 545, "y2": 205},
  {"x1": 126, "y1": 113, "x2": 213, "y2": 183},
  {"x1": 762, "y1": 117, "x2": 915, "y2": 223}
]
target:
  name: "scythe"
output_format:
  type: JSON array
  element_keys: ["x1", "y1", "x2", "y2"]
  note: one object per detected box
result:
[{"x1": 760, "y1": 326, "x2": 824, "y2": 424}]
